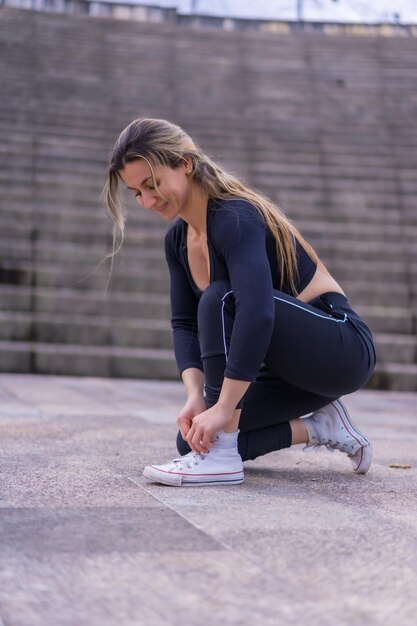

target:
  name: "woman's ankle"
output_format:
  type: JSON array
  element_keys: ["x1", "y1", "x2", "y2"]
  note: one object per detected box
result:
[{"x1": 290, "y1": 418, "x2": 309, "y2": 445}]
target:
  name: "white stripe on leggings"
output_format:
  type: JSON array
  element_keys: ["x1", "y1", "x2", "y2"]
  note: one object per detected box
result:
[
  {"x1": 221, "y1": 290, "x2": 234, "y2": 361},
  {"x1": 273, "y1": 296, "x2": 348, "y2": 323}
]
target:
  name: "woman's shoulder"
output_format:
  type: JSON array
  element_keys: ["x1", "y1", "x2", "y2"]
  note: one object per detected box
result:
[
  {"x1": 209, "y1": 197, "x2": 264, "y2": 228},
  {"x1": 210, "y1": 196, "x2": 259, "y2": 214},
  {"x1": 208, "y1": 197, "x2": 266, "y2": 253}
]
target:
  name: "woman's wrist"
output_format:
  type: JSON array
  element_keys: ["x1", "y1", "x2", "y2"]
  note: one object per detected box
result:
[
  {"x1": 187, "y1": 389, "x2": 204, "y2": 400},
  {"x1": 217, "y1": 377, "x2": 251, "y2": 411}
]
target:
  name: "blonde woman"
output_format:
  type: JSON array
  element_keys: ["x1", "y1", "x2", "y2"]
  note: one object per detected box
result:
[{"x1": 105, "y1": 118, "x2": 376, "y2": 487}]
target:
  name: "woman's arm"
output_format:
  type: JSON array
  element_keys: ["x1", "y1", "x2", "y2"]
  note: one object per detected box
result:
[
  {"x1": 185, "y1": 377, "x2": 251, "y2": 452},
  {"x1": 180, "y1": 372, "x2": 250, "y2": 450},
  {"x1": 165, "y1": 229, "x2": 203, "y2": 375},
  {"x1": 177, "y1": 368, "x2": 207, "y2": 441},
  {"x1": 212, "y1": 202, "x2": 275, "y2": 382},
  {"x1": 217, "y1": 377, "x2": 251, "y2": 412},
  {"x1": 181, "y1": 367, "x2": 204, "y2": 398}
]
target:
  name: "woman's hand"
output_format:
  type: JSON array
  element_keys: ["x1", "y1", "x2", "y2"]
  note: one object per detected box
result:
[
  {"x1": 176, "y1": 394, "x2": 208, "y2": 442},
  {"x1": 185, "y1": 403, "x2": 235, "y2": 453}
]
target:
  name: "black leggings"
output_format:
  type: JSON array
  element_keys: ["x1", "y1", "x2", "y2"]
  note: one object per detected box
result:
[{"x1": 177, "y1": 280, "x2": 376, "y2": 461}]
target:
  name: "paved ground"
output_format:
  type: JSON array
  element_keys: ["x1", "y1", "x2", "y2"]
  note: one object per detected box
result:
[{"x1": 0, "y1": 374, "x2": 417, "y2": 626}]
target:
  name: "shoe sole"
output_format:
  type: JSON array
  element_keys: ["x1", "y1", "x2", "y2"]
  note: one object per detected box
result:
[
  {"x1": 334, "y1": 400, "x2": 373, "y2": 474},
  {"x1": 143, "y1": 465, "x2": 244, "y2": 487}
]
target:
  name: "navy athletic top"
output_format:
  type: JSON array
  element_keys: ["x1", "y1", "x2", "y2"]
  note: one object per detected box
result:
[{"x1": 164, "y1": 197, "x2": 317, "y2": 382}]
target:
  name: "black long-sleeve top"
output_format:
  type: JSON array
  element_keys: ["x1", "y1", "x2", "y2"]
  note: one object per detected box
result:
[{"x1": 164, "y1": 197, "x2": 317, "y2": 382}]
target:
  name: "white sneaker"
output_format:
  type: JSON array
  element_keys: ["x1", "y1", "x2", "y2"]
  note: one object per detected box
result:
[
  {"x1": 143, "y1": 431, "x2": 244, "y2": 487},
  {"x1": 303, "y1": 399, "x2": 372, "y2": 474}
]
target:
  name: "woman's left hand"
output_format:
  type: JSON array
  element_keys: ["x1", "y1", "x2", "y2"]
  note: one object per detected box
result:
[{"x1": 185, "y1": 403, "x2": 234, "y2": 453}]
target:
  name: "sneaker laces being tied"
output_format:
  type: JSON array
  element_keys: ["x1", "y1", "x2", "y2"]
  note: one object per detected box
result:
[{"x1": 169, "y1": 451, "x2": 208, "y2": 470}]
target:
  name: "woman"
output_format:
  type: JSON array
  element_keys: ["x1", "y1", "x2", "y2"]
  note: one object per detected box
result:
[{"x1": 105, "y1": 118, "x2": 376, "y2": 487}]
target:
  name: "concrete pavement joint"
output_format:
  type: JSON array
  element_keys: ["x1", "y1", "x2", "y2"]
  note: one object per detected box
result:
[{"x1": 125, "y1": 476, "x2": 237, "y2": 554}]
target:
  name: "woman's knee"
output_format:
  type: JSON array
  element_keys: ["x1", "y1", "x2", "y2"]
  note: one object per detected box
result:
[
  {"x1": 197, "y1": 280, "x2": 235, "y2": 344},
  {"x1": 198, "y1": 280, "x2": 233, "y2": 318}
]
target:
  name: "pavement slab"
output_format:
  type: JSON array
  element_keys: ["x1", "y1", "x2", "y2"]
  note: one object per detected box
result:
[{"x1": 0, "y1": 374, "x2": 417, "y2": 626}]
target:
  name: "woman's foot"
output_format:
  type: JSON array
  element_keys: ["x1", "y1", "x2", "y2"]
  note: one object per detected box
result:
[
  {"x1": 143, "y1": 431, "x2": 244, "y2": 486},
  {"x1": 303, "y1": 399, "x2": 372, "y2": 474}
]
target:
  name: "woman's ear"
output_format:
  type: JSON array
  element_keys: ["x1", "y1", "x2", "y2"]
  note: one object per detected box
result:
[{"x1": 184, "y1": 157, "x2": 193, "y2": 175}]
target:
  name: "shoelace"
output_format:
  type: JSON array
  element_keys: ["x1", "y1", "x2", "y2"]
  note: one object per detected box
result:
[
  {"x1": 304, "y1": 442, "x2": 336, "y2": 454},
  {"x1": 303, "y1": 439, "x2": 355, "y2": 454},
  {"x1": 170, "y1": 451, "x2": 209, "y2": 470}
]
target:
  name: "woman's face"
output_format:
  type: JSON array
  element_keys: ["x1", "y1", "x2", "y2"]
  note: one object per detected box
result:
[{"x1": 119, "y1": 158, "x2": 191, "y2": 221}]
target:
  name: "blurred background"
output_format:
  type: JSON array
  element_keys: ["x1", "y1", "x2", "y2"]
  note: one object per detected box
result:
[{"x1": 0, "y1": 0, "x2": 416, "y2": 390}]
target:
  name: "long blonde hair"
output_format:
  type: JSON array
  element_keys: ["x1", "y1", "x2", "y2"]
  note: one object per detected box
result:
[{"x1": 104, "y1": 117, "x2": 319, "y2": 295}]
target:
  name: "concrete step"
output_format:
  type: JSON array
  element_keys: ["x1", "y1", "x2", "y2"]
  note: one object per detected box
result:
[
  {"x1": 283, "y1": 196, "x2": 409, "y2": 223},
  {"x1": 0, "y1": 220, "x2": 166, "y2": 247},
  {"x1": 0, "y1": 201, "x2": 162, "y2": 228},
  {"x1": 0, "y1": 135, "x2": 107, "y2": 162},
  {"x1": 342, "y1": 282, "x2": 411, "y2": 307},
  {"x1": 0, "y1": 340, "x2": 178, "y2": 379},
  {"x1": 285, "y1": 167, "x2": 412, "y2": 191},
  {"x1": 2, "y1": 186, "x2": 106, "y2": 208},
  {"x1": 372, "y1": 333, "x2": 417, "y2": 365},
  {"x1": 323, "y1": 258, "x2": 410, "y2": 283},
  {"x1": 254, "y1": 172, "x2": 404, "y2": 194},
  {"x1": 0, "y1": 144, "x2": 106, "y2": 175},
  {"x1": 0, "y1": 120, "x2": 107, "y2": 143},
  {"x1": 0, "y1": 311, "x2": 172, "y2": 348},
  {"x1": 246, "y1": 126, "x2": 416, "y2": 149},
  {"x1": 0, "y1": 285, "x2": 171, "y2": 319},
  {"x1": 312, "y1": 239, "x2": 414, "y2": 263},
  {"x1": 251, "y1": 156, "x2": 408, "y2": 174},
  {"x1": 0, "y1": 260, "x2": 169, "y2": 292},
  {"x1": 355, "y1": 305, "x2": 415, "y2": 335},
  {"x1": 297, "y1": 220, "x2": 417, "y2": 243},
  {"x1": 0, "y1": 238, "x2": 165, "y2": 266},
  {"x1": 0, "y1": 169, "x2": 105, "y2": 195},
  {"x1": 368, "y1": 361, "x2": 417, "y2": 392}
]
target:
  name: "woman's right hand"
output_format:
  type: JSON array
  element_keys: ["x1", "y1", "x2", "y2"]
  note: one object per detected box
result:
[{"x1": 176, "y1": 394, "x2": 207, "y2": 441}]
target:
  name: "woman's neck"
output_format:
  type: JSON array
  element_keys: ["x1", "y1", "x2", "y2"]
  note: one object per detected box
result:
[{"x1": 179, "y1": 184, "x2": 209, "y2": 236}]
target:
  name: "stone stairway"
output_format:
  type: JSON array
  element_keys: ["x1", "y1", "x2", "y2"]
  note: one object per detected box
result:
[{"x1": 0, "y1": 7, "x2": 416, "y2": 389}]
